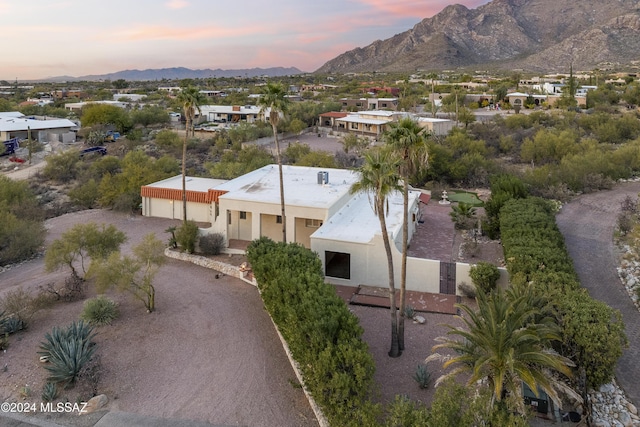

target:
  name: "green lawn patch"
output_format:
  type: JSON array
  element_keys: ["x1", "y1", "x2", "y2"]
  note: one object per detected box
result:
[{"x1": 447, "y1": 190, "x2": 484, "y2": 207}]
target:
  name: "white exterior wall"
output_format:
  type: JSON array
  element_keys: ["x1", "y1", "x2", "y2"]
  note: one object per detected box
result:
[{"x1": 142, "y1": 197, "x2": 211, "y2": 223}]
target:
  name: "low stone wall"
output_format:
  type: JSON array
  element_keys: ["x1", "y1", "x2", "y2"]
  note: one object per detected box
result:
[{"x1": 163, "y1": 248, "x2": 256, "y2": 286}]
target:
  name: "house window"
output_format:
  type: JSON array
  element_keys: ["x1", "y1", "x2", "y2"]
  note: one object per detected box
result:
[
  {"x1": 325, "y1": 251, "x2": 350, "y2": 280},
  {"x1": 350, "y1": 122, "x2": 358, "y2": 130},
  {"x1": 228, "y1": 211, "x2": 232, "y2": 225},
  {"x1": 305, "y1": 219, "x2": 322, "y2": 228},
  {"x1": 240, "y1": 211, "x2": 247, "y2": 220},
  {"x1": 276, "y1": 215, "x2": 282, "y2": 224},
  {"x1": 365, "y1": 124, "x2": 372, "y2": 131},
  {"x1": 215, "y1": 203, "x2": 219, "y2": 220}
]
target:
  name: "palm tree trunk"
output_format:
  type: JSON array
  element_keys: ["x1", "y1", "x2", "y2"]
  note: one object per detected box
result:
[
  {"x1": 399, "y1": 178, "x2": 409, "y2": 351},
  {"x1": 378, "y1": 198, "x2": 401, "y2": 358},
  {"x1": 182, "y1": 118, "x2": 188, "y2": 225},
  {"x1": 273, "y1": 124, "x2": 287, "y2": 243}
]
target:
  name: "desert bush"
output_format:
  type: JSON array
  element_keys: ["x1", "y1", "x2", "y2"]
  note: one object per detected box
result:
[
  {"x1": 413, "y1": 364, "x2": 431, "y2": 389},
  {"x1": 0, "y1": 287, "x2": 44, "y2": 326},
  {"x1": 403, "y1": 305, "x2": 415, "y2": 319},
  {"x1": 384, "y1": 395, "x2": 429, "y2": 427},
  {"x1": 199, "y1": 233, "x2": 225, "y2": 255},
  {"x1": 458, "y1": 281, "x2": 477, "y2": 298},
  {"x1": 68, "y1": 179, "x2": 100, "y2": 209},
  {"x1": 469, "y1": 262, "x2": 500, "y2": 294},
  {"x1": 42, "y1": 150, "x2": 81, "y2": 182},
  {"x1": 38, "y1": 321, "x2": 97, "y2": 388},
  {"x1": 41, "y1": 382, "x2": 58, "y2": 402},
  {"x1": 80, "y1": 296, "x2": 119, "y2": 326},
  {"x1": 176, "y1": 220, "x2": 199, "y2": 254},
  {"x1": 0, "y1": 333, "x2": 8, "y2": 350}
]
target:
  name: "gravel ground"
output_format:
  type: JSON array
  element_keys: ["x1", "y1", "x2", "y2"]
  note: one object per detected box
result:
[{"x1": 0, "y1": 210, "x2": 317, "y2": 427}]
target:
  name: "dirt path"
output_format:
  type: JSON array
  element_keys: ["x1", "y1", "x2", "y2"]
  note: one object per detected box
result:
[
  {"x1": 0, "y1": 210, "x2": 316, "y2": 427},
  {"x1": 556, "y1": 181, "x2": 640, "y2": 406}
]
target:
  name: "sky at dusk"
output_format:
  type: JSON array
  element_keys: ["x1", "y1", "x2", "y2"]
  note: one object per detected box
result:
[{"x1": 3, "y1": 0, "x2": 491, "y2": 81}]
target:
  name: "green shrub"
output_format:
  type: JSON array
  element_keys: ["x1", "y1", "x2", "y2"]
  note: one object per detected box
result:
[
  {"x1": 500, "y1": 197, "x2": 627, "y2": 388},
  {"x1": 413, "y1": 364, "x2": 431, "y2": 389},
  {"x1": 176, "y1": 220, "x2": 199, "y2": 253},
  {"x1": 38, "y1": 321, "x2": 97, "y2": 388},
  {"x1": 469, "y1": 262, "x2": 500, "y2": 294},
  {"x1": 403, "y1": 305, "x2": 415, "y2": 319},
  {"x1": 199, "y1": 233, "x2": 225, "y2": 255},
  {"x1": 41, "y1": 382, "x2": 58, "y2": 402},
  {"x1": 246, "y1": 237, "x2": 377, "y2": 425},
  {"x1": 80, "y1": 296, "x2": 119, "y2": 326}
]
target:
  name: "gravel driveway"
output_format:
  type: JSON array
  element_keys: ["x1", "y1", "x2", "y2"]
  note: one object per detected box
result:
[
  {"x1": 0, "y1": 210, "x2": 316, "y2": 427},
  {"x1": 556, "y1": 181, "x2": 640, "y2": 406}
]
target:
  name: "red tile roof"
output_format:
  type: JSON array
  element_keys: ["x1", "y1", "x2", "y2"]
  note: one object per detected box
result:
[
  {"x1": 140, "y1": 186, "x2": 227, "y2": 203},
  {"x1": 319, "y1": 112, "x2": 348, "y2": 118}
]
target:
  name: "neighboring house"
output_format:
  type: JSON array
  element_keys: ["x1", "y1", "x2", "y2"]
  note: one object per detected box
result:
[
  {"x1": 417, "y1": 117, "x2": 456, "y2": 136},
  {"x1": 198, "y1": 105, "x2": 267, "y2": 124},
  {"x1": 113, "y1": 94, "x2": 147, "y2": 102},
  {"x1": 320, "y1": 110, "x2": 454, "y2": 138},
  {"x1": 0, "y1": 112, "x2": 77, "y2": 142},
  {"x1": 141, "y1": 165, "x2": 438, "y2": 292},
  {"x1": 340, "y1": 97, "x2": 399, "y2": 111},
  {"x1": 64, "y1": 100, "x2": 129, "y2": 113},
  {"x1": 335, "y1": 110, "x2": 397, "y2": 139}
]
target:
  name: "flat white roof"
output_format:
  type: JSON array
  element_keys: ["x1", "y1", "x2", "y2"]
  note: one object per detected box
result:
[
  {"x1": 312, "y1": 189, "x2": 420, "y2": 244},
  {"x1": 337, "y1": 116, "x2": 389, "y2": 125},
  {"x1": 418, "y1": 117, "x2": 452, "y2": 123},
  {"x1": 200, "y1": 105, "x2": 264, "y2": 115},
  {"x1": 359, "y1": 110, "x2": 395, "y2": 117},
  {"x1": 146, "y1": 175, "x2": 228, "y2": 192},
  {"x1": 215, "y1": 164, "x2": 358, "y2": 209},
  {"x1": 0, "y1": 114, "x2": 77, "y2": 132}
]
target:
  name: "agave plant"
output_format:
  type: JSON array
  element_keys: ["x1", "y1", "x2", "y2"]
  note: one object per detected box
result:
[
  {"x1": 38, "y1": 321, "x2": 96, "y2": 388},
  {"x1": 41, "y1": 382, "x2": 58, "y2": 402}
]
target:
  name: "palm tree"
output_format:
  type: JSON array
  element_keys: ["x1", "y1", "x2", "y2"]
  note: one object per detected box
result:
[
  {"x1": 426, "y1": 284, "x2": 580, "y2": 415},
  {"x1": 176, "y1": 86, "x2": 203, "y2": 224},
  {"x1": 384, "y1": 117, "x2": 427, "y2": 351},
  {"x1": 351, "y1": 147, "x2": 403, "y2": 357},
  {"x1": 259, "y1": 82, "x2": 290, "y2": 242}
]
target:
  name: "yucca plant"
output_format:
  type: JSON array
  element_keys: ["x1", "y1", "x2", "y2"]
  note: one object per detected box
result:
[
  {"x1": 41, "y1": 382, "x2": 58, "y2": 402},
  {"x1": 38, "y1": 321, "x2": 96, "y2": 388},
  {"x1": 80, "y1": 296, "x2": 119, "y2": 326},
  {"x1": 413, "y1": 364, "x2": 431, "y2": 389}
]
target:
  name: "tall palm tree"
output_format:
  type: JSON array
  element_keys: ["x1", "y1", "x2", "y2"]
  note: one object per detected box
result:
[
  {"x1": 384, "y1": 117, "x2": 427, "y2": 351},
  {"x1": 259, "y1": 82, "x2": 290, "y2": 242},
  {"x1": 351, "y1": 147, "x2": 403, "y2": 357},
  {"x1": 426, "y1": 284, "x2": 580, "y2": 415},
  {"x1": 176, "y1": 86, "x2": 203, "y2": 224}
]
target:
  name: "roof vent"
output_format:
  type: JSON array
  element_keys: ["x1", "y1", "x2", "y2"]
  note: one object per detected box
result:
[{"x1": 317, "y1": 171, "x2": 329, "y2": 185}]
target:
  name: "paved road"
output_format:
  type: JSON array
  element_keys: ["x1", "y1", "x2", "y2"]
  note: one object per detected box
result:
[{"x1": 556, "y1": 181, "x2": 640, "y2": 406}]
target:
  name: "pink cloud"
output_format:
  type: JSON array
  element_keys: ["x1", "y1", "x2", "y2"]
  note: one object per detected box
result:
[
  {"x1": 354, "y1": 0, "x2": 488, "y2": 19},
  {"x1": 166, "y1": 0, "x2": 189, "y2": 9},
  {"x1": 110, "y1": 23, "x2": 270, "y2": 42}
]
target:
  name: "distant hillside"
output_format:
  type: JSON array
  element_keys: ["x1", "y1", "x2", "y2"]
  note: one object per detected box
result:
[
  {"x1": 40, "y1": 67, "x2": 304, "y2": 82},
  {"x1": 316, "y1": 0, "x2": 640, "y2": 73}
]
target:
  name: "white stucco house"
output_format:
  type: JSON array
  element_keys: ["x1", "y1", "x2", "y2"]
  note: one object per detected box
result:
[
  {"x1": 0, "y1": 112, "x2": 77, "y2": 142},
  {"x1": 141, "y1": 165, "x2": 433, "y2": 290}
]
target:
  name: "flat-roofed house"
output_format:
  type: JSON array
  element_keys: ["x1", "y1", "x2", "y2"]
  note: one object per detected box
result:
[
  {"x1": 140, "y1": 164, "x2": 432, "y2": 291},
  {"x1": 0, "y1": 112, "x2": 77, "y2": 142}
]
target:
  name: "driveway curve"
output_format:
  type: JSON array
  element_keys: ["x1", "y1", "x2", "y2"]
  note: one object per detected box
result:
[{"x1": 556, "y1": 181, "x2": 640, "y2": 406}]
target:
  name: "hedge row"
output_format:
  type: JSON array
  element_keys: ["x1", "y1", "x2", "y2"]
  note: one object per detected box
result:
[
  {"x1": 500, "y1": 197, "x2": 627, "y2": 388},
  {"x1": 246, "y1": 237, "x2": 378, "y2": 426}
]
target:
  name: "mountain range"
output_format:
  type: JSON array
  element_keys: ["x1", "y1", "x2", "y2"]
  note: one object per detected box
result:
[
  {"x1": 40, "y1": 67, "x2": 304, "y2": 82},
  {"x1": 316, "y1": 0, "x2": 640, "y2": 74}
]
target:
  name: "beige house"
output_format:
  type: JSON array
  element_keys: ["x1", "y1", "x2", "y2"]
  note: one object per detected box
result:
[{"x1": 141, "y1": 165, "x2": 432, "y2": 291}]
